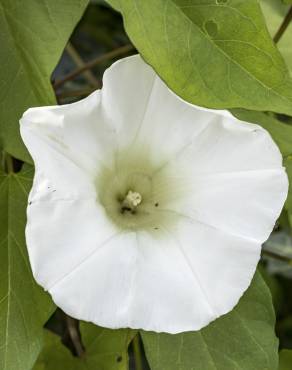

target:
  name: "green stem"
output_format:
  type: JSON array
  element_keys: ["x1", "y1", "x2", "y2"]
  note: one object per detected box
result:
[
  {"x1": 133, "y1": 334, "x2": 144, "y2": 370},
  {"x1": 273, "y1": 6, "x2": 292, "y2": 44}
]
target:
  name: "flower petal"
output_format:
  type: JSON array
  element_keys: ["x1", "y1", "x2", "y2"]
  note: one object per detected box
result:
[
  {"x1": 20, "y1": 91, "x2": 116, "y2": 199},
  {"x1": 160, "y1": 217, "x2": 261, "y2": 327},
  {"x1": 47, "y1": 217, "x2": 260, "y2": 334},
  {"x1": 161, "y1": 113, "x2": 284, "y2": 174},
  {"x1": 180, "y1": 169, "x2": 287, "y2": 242},
  {"x1": 102, "y1": 55, "x2": 228, "y2": 165},
  {"x1": 21, "y1": 54, "x2": 288, "y2": 334},
  {"x1": 26, "y1": 198, "x2": 119, "y2": 288},
  {"x1": 49, "y1": 227, "x2": 215, "y2": 333},
  {"x1": 101, "y1": 55, "x2": 284, "y2": 173},
  {"x1": 159, "y1": 118, "x2": 288, "y2": 243}
]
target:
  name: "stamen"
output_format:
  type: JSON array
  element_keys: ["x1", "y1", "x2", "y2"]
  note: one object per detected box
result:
[
  {"x1": 122, "y1": 190, "x2": 142, "y2": 212},
  {"x1": 124, "y1": 190, "x2": 142, "y2": 207}
]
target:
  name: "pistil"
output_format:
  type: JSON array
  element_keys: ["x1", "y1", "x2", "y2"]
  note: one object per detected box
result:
[{"x1": 121, "y1": 190, "x2": 142, "y2": 213}]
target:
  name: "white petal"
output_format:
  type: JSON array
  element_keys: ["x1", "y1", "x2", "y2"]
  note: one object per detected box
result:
[
  {"x1": 49, "y1": 231, "x2": 139, "y2": 327},
  {"x1": 161, "y1": 217, "x2": 261, "y2": 325},
  {"x1": 48, "y1": 217, "x2": 259, "y2": 334},
  {"x1": 49, "y1": 226, "x2": 215, "y2": 333},
  {"x1": 26, "y1": 198, "x2": 119, "y2": 288},
  {"x1": 21, "y1": 54, "x2": 288, "y2": 334},
  {"x1": 159, "y1": 117, "x2": 288, "y2": 243},
  {"x1": 102, "y1": 55, "x2": 228, "y2": 165},
  {"x1": 101, "y1": 55, "x2": 283, "y2": 173},
  {"x1": 179, "y1": 169, "x2": 288, "y2": 242},
  {"x1": 161, "y1": 113, "x2": 284, "y2": 174},
  {"x1": 20, "y1": 91, "x2": 116, "y2": 199}
]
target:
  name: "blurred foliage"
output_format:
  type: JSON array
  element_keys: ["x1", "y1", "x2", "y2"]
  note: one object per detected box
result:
[{"x1": 261, "y1": 0, "x2": 292, "y2": 75}]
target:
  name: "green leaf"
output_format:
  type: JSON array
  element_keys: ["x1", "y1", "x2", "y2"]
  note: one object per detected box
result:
[
  {"x1": 0, "y1": 0, "x2": 88, "y2": 163},
  {"x1": 279, "y1": 350, "x2": 292, "y2": 370},
  {"x1": 33, "y1": 323, "x2": 136, "y2": 370},
  {"x1": 108, "y1": 0, "x2": 292, "y2": 115},
  {"x1": 260, "y1": 0, "x2": 292, "y2": 75},
  {"x1": 0, "y1": 164, "x2": 55, "y2": 370},
  {"x1": 141, "y1": 272, "x2": 278, "y2": 370}
]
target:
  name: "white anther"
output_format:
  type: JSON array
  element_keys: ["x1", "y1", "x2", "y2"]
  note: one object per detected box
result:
[{"x1": 125, "y1": 190, "x2": 142, "y2": 207}]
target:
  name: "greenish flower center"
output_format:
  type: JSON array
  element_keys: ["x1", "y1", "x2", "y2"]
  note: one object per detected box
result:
[
  {"x1": 96, "y1": 147, "x2": 184, "y2": 232},
  {"x1": 120, "y1": 190, "x2": 142, "y2": 213}
]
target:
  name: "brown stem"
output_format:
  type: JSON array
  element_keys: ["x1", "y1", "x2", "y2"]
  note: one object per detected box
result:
[
  {"x1": 66, "y1": 42, "x2": 100, "y2": 88},
  {"x1": 57, "y1": 88, "x2": 96, "y2": 100},
  {"x1": 65, "y1": 315, "x2": 85, "y2": 357},
  {"x1": 54, "y1": 44, "x2": 134, "y2": 89},
  {"x1": 273, "y1": 6, "x2": 292, "y2": 44},
  {"x1": 262, "y1": 249, "x2": 292, "y2": 264}
]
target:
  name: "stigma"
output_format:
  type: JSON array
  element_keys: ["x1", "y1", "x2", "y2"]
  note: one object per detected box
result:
[{"x1": 121, "y1": 190, "x2": 142, "y2": 213}]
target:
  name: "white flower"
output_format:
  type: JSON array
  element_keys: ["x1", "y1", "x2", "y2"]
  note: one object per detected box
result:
[{"x1": 20, "y1": 55, "x2": 288, "y2": 334}]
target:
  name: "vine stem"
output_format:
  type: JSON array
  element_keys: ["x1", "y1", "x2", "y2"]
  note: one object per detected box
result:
[
  {"x1": 65, "y1": 315, "x2": 85, "y2": 357},
  {"x1": 133, "y1": 334, "x2": 144, "y2": 370},
  {"x1": 262, "y1": 249, "x2": 292, "y2": 264},
  {"x1": 54, "y1": 44, "x2": 134, "y2": 89},
  {"x1": 56, "y1": 88, "x2": 96, "y2": 100},
  {"x1": 66, "y1": 42, "x2": 100, "y2": 88},
  {"x1": 273, "y1": 6, "x2": 292, "y2": 44}
]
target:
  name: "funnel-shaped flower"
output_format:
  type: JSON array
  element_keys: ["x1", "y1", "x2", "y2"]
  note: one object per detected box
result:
[{"x1": 20, "y1": 55, "x2": 288, "y2": 334}]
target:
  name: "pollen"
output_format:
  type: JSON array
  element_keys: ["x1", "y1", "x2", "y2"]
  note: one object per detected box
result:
[{"x1": 123, "y1": 190, "x2": 142, "y2": 208}]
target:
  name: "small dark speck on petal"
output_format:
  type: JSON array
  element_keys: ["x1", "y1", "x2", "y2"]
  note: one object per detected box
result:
[{"x1": 116, "y1": 355, "x2": 123, "y2": 362}]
